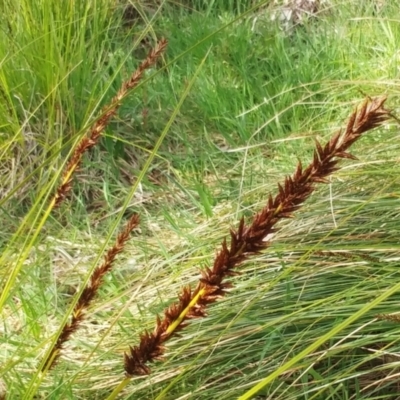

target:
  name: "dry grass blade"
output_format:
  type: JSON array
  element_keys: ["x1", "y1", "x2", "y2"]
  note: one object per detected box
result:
[
  {"x1": 53, "y1": 38, "x2": 168, "y2": 207},
  {"x1": 42, "y1": 214, "x2": 140, "y2": 370},
  {"x1": 123, "y1": 96, "x2": 391, "y2": 376}
]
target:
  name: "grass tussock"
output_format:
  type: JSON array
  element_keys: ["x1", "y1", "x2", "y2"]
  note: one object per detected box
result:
[{"x1": 1, "y1": 1, "x2": 400, "y2": 399}]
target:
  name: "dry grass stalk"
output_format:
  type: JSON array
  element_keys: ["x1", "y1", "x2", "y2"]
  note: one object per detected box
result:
[
  {"x1": 123, "y1": 96, "x2": 390, "y2": 376},
  {"x1": 42, "y1": 214, "x2": 140, "y2": 370},
  {"x1": 53, "y1": 38, "x2": 168, "y2": 207},
  {"x1": 313, "y1": 250, "x2": 381, "y2": 263}
]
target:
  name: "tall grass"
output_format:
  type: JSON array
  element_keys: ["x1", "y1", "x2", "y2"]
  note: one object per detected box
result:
[{"x1": 1, "y1": 0, "x2": 400, "y2": 399}]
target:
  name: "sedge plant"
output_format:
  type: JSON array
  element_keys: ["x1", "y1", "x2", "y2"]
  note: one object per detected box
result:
[{"x1": 2, "y1": 1, "x2": 400, "y2": 399}]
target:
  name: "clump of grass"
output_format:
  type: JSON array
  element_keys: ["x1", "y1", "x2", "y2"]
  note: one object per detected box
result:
[
  {"x1": 100, "y1": 96, "x2": 390, "y2": 398},
  {"x1": 0, "y1": 3, "x2": 397, "y2": 398}
]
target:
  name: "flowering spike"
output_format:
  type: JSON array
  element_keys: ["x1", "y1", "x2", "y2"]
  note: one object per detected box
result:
[{"x1": 123, "y1": 96, "x2": 391, "y2": 378}]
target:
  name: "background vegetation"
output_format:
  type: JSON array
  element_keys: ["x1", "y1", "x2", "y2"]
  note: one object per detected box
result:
[{"x1": 1, "y1": 0, "x2": 400, "y2": 398}]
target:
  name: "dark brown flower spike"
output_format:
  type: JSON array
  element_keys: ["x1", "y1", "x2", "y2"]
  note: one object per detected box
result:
[
  {"x1": 123, "y1": 96, "x2": 391, "y2": 376},
  {"x1": 53, "y1": 38, "x2": 168, "y2": 208},
  {"x1": 42, "y1": 214, "x2": 140, "y2": 371}
]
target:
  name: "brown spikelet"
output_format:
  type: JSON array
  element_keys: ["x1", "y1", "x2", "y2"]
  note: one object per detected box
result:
[
  {"x1": 53, "y1": 38, "x2": 168, "y2": 208},
  {"x1": 123, "y1": 96, "x2": 391, "y2": 377},
  {"x1": 376, "y1": 314, "x2": 400, "y2": 323},
  {"x1": 42, "y1": 214, "x2": 140, "y2": 371},
  {"x1": 0, "y1": 378, "x2": 6, "y2": 400}
]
